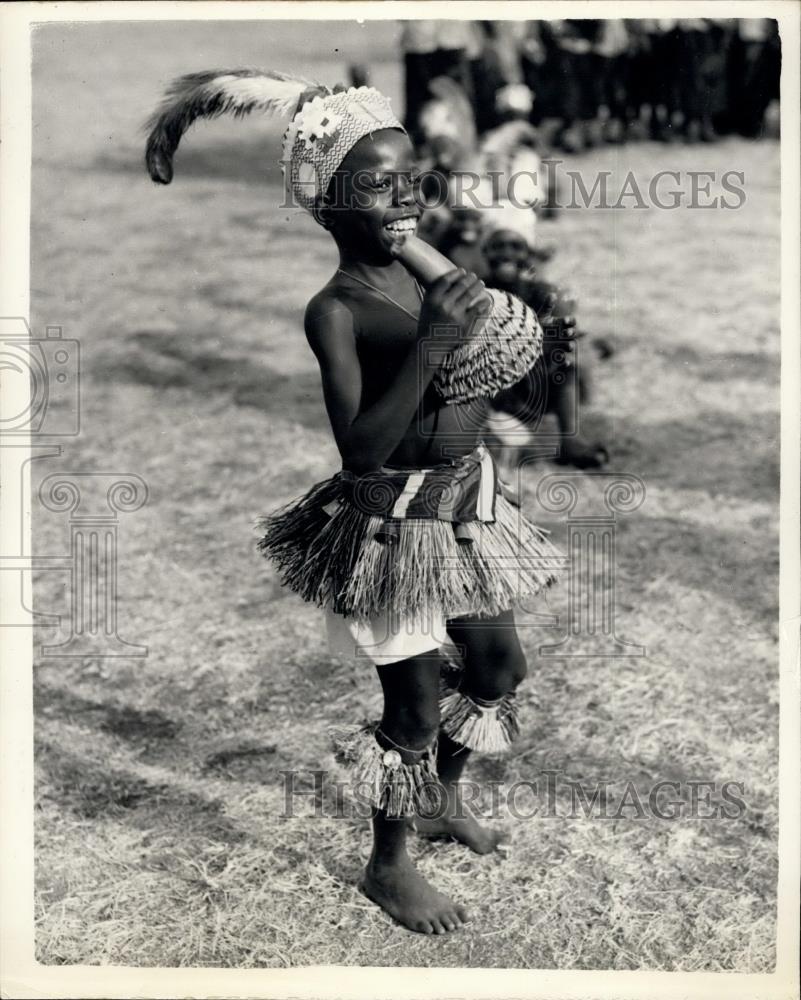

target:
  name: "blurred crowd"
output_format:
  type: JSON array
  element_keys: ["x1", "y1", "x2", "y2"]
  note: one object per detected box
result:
[
  {"x1": 401, "y1": 18, "x2": 780, "y2": 151},
  {"x1": 373, "y1": 18, "x2": 780, "y2": 470}
]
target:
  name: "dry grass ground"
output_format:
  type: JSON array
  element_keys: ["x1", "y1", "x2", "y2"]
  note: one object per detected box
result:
[{"x1": 31, "y1": 21, "x2": 779, "y2": 970}]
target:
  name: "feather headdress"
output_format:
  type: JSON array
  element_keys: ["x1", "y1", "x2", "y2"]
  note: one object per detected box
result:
[
  {"x1": 145, "y1": 69, "x2": 327, "y2": 184},
  {"x1": 144, "y1": 68, "x2": 403, "y2": 215}
]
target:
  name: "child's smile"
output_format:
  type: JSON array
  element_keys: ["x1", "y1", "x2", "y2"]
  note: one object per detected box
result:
[{"x1": 383, "y1": 215, "x2": 418, "y2": 237}]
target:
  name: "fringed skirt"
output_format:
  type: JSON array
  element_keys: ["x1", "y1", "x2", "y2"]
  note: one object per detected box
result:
[{"x1": 256, "y1": 444, "x2": 561, "y2": 625}]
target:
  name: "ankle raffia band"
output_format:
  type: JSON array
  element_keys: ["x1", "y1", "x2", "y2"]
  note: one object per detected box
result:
[
  {"x1": 331, "y1": 722, "x2": 440, "y2": 818},
  {"x1": 438, "y1": 686, "x2": 520, "y2": 753}
]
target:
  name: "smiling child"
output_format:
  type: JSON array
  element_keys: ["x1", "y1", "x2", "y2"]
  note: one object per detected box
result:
[{"x1": 146, "y1": 71, "x2": 561, "y2": 935}]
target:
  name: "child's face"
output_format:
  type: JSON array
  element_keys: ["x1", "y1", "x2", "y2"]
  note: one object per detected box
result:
[
  {"x1": 483, "y1": 229, "x2": 531, "y2": 286},
  {"x1": 324, "y1": 129, "x2": 422, "y2": 264},
  {"x1": 450, "y1": 207, "x2": 483, "y2": 245}
]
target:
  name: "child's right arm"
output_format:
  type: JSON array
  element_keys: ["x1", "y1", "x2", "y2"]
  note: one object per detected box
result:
[{"x1": 305, "y1": 270, "x2": 485, "y2": 474}]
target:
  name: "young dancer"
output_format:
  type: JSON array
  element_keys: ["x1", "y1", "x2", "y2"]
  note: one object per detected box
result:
[{"x1": 145, "y1": 71, "x2": 561, "y2": 935}]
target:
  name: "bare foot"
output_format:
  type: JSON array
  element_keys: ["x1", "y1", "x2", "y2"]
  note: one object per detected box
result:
[
  {"x1": 557, "y1": 437, "x2": 609, "y2": 469},
  {"x1": 412, "y1": 785, "x2": 507, "y2": 855},
  {"x1": 361, "y1": 854, "x2": 470, "y2": 935}
]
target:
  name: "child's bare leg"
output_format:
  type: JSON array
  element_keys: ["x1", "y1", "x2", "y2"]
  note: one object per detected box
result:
[
  {"x1": 553, "y1": 364, "x2": 608, "y2": 468},
  {"x1": 413, "y1": 609, "x2": 525, "y2": 853},
  {"x1": 361, "y1": 653, "x2": 470, "y2": 934}
]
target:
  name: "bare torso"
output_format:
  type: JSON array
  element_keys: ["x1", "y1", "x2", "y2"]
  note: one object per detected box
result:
[{"x1": 320, "y1": 269, "x2": 489, "y2": 469}]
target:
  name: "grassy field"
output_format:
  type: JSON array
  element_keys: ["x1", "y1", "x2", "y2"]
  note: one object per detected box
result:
[{"x1": 31, "y1": 21, "x2": 780, "y2": 970}]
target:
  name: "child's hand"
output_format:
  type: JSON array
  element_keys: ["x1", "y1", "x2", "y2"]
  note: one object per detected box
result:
[
  {"x1": 538, "y1": 290, "x2": 578, "y2": 341},
  {"x1": 418, "y1": 268, "x2": 490, "y2": 351}
]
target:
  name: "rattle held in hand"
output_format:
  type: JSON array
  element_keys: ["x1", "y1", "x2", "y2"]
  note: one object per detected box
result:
[{"x1": 392, "y1": 233, "x2": 543, "y2": 403}]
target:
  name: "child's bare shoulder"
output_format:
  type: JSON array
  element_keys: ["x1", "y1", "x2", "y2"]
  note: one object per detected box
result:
[
  {"x1": 306, "y1": 270, "x2": 380, "y2": 337},
  {"x1": 304, "y1": 276, "x2": 367, "y2": 356},
  {"x1": 306, "y1": 281, "x2": 352, "y2": 333}
]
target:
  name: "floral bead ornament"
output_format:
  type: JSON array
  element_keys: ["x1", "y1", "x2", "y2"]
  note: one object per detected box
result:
[
  {"x1": 298, "y1": 103, "x2": 343, "y2": 153},
  {"x1": 282, "y1": 87, "x2": 405, "y2": 217}
]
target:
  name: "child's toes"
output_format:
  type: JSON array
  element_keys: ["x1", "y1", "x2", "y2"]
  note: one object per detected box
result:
[
  {"x1": 455, "y1": 905, "x2": 471, "y2": 923},
  {"x1": 416, "y1": 920, "x2": 434, "y2": 935},
  {"x1": 496, "y1": 834, "x2": 512, "y2": 854}
]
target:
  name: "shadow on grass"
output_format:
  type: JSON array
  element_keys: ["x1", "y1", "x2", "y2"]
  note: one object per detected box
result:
[
  {"x1": 34, "y1": 682, "x2": 299, "y2": 783},
  {"x1": 610, "y1": 408, "x2": 779, "y2": 505},
  {"x1": 35, "y1": 685, "x2": 181, "y2": 744},
  {"x1": 99, "y1": 328, "x2": 326, "y2": 428},
  {"x1": 618, "y1": 514, "x2": 779, "y2": 626},
  {"x1": 203, "y1": 742, "x2": 278, "y2": 778},
  {"x1": 36, "y1": 740, "x2": 245, "y2": 844},
  {"x1": 619, "y1": 509, "x2": 778, "y2": 621},
  {"x1": 652, "y1": 344, "x2": 779, "y2": 384}
]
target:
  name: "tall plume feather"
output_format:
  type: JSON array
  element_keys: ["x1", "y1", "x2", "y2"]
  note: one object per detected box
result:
[{"x1": 144, "y1": 69, "x2": 329, "y2": 184}]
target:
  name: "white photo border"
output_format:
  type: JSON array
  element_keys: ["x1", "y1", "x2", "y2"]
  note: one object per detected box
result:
[{"x1": 1, "y1": 2, "x2": 798, "y2": 998}]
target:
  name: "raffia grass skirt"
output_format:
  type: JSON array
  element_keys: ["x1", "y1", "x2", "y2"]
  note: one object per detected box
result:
[{"x1": 256, "y1": 472, "x2": 561, "y2": 625}]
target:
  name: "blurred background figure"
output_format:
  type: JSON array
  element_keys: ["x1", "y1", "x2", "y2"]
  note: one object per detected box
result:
[
  {"x1": 545, "y1": 19, "x2": 603, "y2": 152},
  {"x1": 425, "y1": 175, "x2": 494, "y2": 275},
  {"x1": 593, "y1": 19, "x2": 631, "y2": 144},
  {"x1": 674, "y1": 18, "x2": 719, "y2": 143},
  {"x1": 399, "y1": 20, "x2": 483, "y2": 146},
  {"x1": 413, "y1": 73, "x2": 553, "y2": 247},
  {"x1": 640, "y1": 19, "x2": 681, "y2": 142},
  {"x1": 725, "y1": 19, "x2": 781, "y2": 138},
  {"x1": 412, "y1": 74, "x2": 483, "y2": 249},
  {"x1": 468, "y1": 21, "x2": 535, "y2": 134},
  {"x1": 479, "y1": 203, "x2": 610, "y2": 472},
  {"x1": 404, "y1": 17, "x2": 781, "y2": 157}
]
